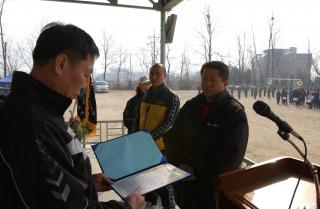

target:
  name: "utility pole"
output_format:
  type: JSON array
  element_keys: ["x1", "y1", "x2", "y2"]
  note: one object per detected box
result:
[
  {"x1": 206, "y1": 13, "x2": 212, "y2": 62},
  {"x1": 129, "y1": 51, "x2": 132, "y2": 81},
  {"x1": 3, "y1": 41, "x2": 6, "y2": 77},
  {"x1": 271, "y1": 15, "x2": 275, "y2": 79},
  {"x1": 153, "y1": 32, "x2": 156, "y2": 64},
  {"x1": 148, "y1": 31, "x2": 159, "y2": 65}
]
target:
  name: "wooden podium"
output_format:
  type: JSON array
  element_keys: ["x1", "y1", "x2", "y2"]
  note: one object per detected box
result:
[{"x1": 217, "y1": 157, "x2": 319, "y2": 209}]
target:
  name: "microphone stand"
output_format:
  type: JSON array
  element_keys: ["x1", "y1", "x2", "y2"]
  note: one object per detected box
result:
[{"x1": 277, "y1": 129, "x2": 320, "y2": 208}]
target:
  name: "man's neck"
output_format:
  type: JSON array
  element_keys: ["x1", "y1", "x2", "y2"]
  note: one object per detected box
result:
[
  {"x1": 205, "y1": 96, "x2": 216, "y2": 104},
  {"x1": 152, "y1": 83, "x2": 164, "y2": 89},
  {"x1": 205, "y1": 90, "x2": 226, "y2": 104}
]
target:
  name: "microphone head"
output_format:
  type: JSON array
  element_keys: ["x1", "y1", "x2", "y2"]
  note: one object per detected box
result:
[{"x1": 253, "y1": 100, "x2": 271, "y2": 117}]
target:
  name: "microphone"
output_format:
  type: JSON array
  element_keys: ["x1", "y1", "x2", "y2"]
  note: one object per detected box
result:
[{"x1": 253, "y1": 100, "x2": 302, "y2": 139}]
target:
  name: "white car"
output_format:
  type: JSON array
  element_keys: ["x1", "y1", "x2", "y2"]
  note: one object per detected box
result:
[{"x1": 95, "y1": 81, "x2": 109, "y2": 93}]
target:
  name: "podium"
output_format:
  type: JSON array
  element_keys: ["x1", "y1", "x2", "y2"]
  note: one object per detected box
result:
[{"x1": 217, "y1": 157, "x2": 319, "y2": 209}]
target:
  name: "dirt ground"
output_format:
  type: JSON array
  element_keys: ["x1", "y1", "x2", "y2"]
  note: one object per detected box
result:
[{"x1": 70, "y1": 90, "x2": 320, "y2": 165}]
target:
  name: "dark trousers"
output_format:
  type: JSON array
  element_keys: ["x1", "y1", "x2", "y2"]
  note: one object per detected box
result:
[{"x1": 174, "y1": 180, "x2": 216, "y2": 209}]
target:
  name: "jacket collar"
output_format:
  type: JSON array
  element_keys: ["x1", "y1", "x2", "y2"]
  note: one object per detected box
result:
[
  {"x1": 198, "y1": 90, "x2": 230, "y2": 108},
  {"x1": 149, "y1": 83, "x2": 167, "y2": 92},
  {"x1": 10, "y1": 71, "x2": 72, "y2": 116},
  {"x1": 146, "y1": 83, "x2": 167, "y2": 97}
]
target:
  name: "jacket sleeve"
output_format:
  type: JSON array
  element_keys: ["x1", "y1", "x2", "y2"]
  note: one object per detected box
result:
[
  {"x1": 209, "y1": 106, "x2": 249, "y2": 176},
  {"x1": 150, "y1": 94, "x2": 180, "y2": 140},
  {"x1": 33, "y1": 135, "x2": 133, "y2": 209},
  {"x1": 123, "y1": 98, "x2": 135, "y2": 129},
  {"x1": 163, "y1": 101, "x2": 187, "y2": 166},
  {"x1": 0, "y1": 119, "x2": 132, "y2": 209}
]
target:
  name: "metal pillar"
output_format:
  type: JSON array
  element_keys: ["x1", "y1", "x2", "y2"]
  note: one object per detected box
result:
[{"x1": 160, "y1": 10, "x2": 166, "y2": 66}]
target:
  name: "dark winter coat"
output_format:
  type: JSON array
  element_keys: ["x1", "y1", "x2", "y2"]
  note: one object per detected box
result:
[
  {"x1": 164, "y1": 90, "x2": 249, "y2": 184},
  {"x1": 0, "y1": 71, "x2": 131, "y2": 209}
]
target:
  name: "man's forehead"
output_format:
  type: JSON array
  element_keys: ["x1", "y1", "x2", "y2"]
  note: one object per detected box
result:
[
  {"x1": 203, "y1": 67, "x2": 219, "y2": 72},
  {"x1": 202, "y1": 68, "x2": 220, "y2": 75},
  {"x1": 150, "y1": 66, "x2": 165, "y2": 73}
]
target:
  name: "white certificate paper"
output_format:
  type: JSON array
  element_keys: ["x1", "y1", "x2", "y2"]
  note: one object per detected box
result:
[{"x1": 111, "y1": 163, "x2": 190, "y2": 198}]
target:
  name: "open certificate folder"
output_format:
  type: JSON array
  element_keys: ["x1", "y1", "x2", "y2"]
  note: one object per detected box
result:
[{"x1": 92, "y1": 131, "x2": 191, "y2": 198}]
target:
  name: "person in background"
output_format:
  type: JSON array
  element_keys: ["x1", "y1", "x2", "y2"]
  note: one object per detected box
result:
[
  {"x1": 258, "y1": 86, "x2": 262, "y2": 98},
  {"x1": 123, "y1": 76, "x2": 151, "y2": 133},
  {"x1": 164, "y1": 61, "x2": 249, "y2": 209},
  {"x1": 276, "y1": 88, "x2": 281, "y2": 104},
  {"x1": 139, "y1": 63, "x2": 180, "y2": 209},
  {"x1": 267, "y1": 86, "x2": 271, "y2": 99},
  {"x1": 237, "y1": 86, "x2": 241, "y2": 100},
  {"x1": 254, "y1": 86, "x2": 258, "y2": 99},
  {"x1": 282, "y1": 88, "x2": 288, "y2": 105},
  {"x1": 0, "y1": 22, "x2": 144, "y2": 209}
]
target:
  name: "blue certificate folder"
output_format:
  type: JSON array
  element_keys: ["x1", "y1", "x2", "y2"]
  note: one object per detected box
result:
[{"x1": 92, "y1": 131, "x2": 191, "y2": 198}]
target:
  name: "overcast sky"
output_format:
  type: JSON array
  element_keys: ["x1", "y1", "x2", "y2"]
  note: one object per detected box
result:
[{"x1": 2, "y1": 0, "x2": 320, "y2": 74}]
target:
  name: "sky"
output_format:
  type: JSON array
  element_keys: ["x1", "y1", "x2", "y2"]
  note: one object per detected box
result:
[{"x1": 2, "y1": 0, "x2": 320, "y2": 75}]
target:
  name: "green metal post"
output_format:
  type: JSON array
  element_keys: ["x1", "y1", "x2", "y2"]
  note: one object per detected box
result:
[{"x1": 160, "y1": 10, "x2": 166, "y2": 66}]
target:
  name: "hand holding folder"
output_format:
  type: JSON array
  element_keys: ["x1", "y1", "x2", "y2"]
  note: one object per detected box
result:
[
  {"x1": 91, "y1": 173, "x2": 113, "y2": 192},
  {"x1": 92, "y1": 131, "x2": 191, "y2": 198}
]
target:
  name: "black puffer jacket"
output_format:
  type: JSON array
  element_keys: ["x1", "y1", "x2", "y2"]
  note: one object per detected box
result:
[{"x1": 164, "y1": 90, "x2": 249, "y2": 184}]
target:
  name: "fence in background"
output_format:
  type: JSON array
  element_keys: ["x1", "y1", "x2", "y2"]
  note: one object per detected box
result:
[{"x1": 83, "y1": 120, "x2": 256, "y2": 167}]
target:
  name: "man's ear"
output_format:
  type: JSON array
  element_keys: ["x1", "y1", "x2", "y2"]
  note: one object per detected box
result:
[
  {"x1": 224, "y1": 80, "x2": 228, "y2": 87},
  {"x1": 54, "y1": 54, "x2": 68, "y2": 76},
  {"x1": 163, "y1": 72, "x2": 167, "y2": 79}
]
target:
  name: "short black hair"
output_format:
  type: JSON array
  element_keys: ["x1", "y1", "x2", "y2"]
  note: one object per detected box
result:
[
  {"x1": 32, "y1": 22, "x2": 99, "y2": 66},
  {"x1": 200, "y1": 61, "x2": 229, "y2": 81}
]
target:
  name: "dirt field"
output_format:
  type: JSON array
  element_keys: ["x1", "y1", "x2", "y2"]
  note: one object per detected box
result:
[{"x1": 72, "y1": 90, "x2": 320, "y2": 165}]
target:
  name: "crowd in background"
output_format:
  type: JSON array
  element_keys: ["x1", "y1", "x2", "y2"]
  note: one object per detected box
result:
[{"x1": 228, "y1": 85, "x2": 320, "y2": 109}]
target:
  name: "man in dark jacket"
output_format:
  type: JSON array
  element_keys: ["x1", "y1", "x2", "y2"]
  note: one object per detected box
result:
[
  {"x1": 0, "y1": 22, "x2": 144, "y2": 209},
  {"x1": 164, "y1": 61, "x2": 249, "y2": 209}
]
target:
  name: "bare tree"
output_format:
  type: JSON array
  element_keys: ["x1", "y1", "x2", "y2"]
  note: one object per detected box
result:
[
  {"x1": 6, "y1": 42, "x2": 20, "y2": 74},
  {"x1": 179, "y1": 48, "x2": 191, "y2": 89},
  {"x1": 236, "y1": 33, "x2": 251, "y2": 84},
  {"x1": 115, "y1": 46, "x2": 127, "y2": 83},
  {"x1": 266, "y1": 15, "x2": 280, "y2": 79},
  {"x1": 166, "y1": 45, "x2": 174, "y2": 87},
  {"x1": 126, "y1": 52, "x2": 134, "y2": 89},
  {"x1": 18, "y1": 35, "x2": 36, "y2": 71},
  {"x1": 0, "y1": 0, "x2": 7, "y2": 77},
  {"x1": 137, "y1": 33, "x2": 160, "y2": 76},
  {"x1": 138, "y1": 47, "x2": 151, "y2": 75},
  {"x1": 251, "y1": 29, "x2": 261, "y2": 84},
  {"x1": 312, "y1": 54, "x2": 320, "y2": 77},
  {"x1": 100, "y1": 30, "x2": 115, "y2": 81},
  {"x1": 196, "y1": 5, "x2": 216, "y2": 63},
  {"x1": 18, "y1": 22, "x2": 47, "y2": 72}
]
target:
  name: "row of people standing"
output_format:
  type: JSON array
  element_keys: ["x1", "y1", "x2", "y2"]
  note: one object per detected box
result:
[
  {"x1": 123, "y1": 62, "x2": 249, "y2": 209},
  {"x1": 276, "y1": 88, "x2": 320, "y2": 109},
  {"x1": 229, "y1": 85, "x2": 320, "y2": 109},
  {"x1": 229, "y1": 85, "x2": 276, "y2": 100}
]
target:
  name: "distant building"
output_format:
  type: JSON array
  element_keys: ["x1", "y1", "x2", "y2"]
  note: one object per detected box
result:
[{"x1": 251, "y1": 47, "x2": 312, "y2": 87}]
